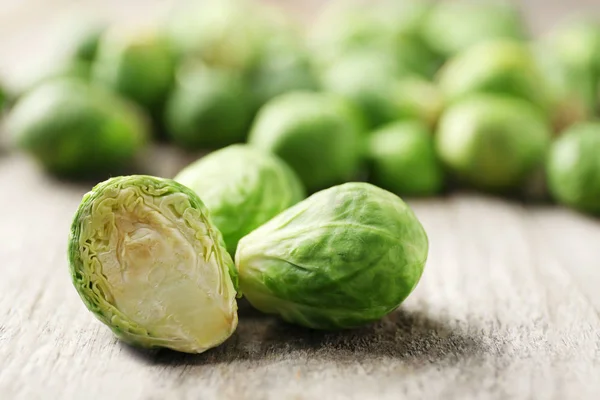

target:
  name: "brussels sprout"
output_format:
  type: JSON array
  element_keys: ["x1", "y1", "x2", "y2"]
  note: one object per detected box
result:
[
  {"x1": 438, "y1": 40, "x2": 550, "y2": 112},
  {"x1": 248, "y1": 91, "x2": 365, "y2": 192},
  {"x1": 165, "y1": 64, "x2": 252, "y2": 149},
  {"x1": 235, "y1": 182, "x2": 429, "y2": 330},
  {"x1": 93, "y1": 27, "x2": 176, "y2": 113},
  {"x1": 547, "y1": 122, "x2": 600, "y2": 214},
  {"x1": 68, "y1": 23, "x2": 105, "y2": 64},
  {"x1": 310, "y1": 0, "x2": 439, "y2": 77},
  {"x1": 175, "y1": 144, "x2": 306, "y2": 254},
  {"x1": 368, "y1": 121, "x2": 443, "y2": 196},
  {"x1": 246, "y1": 35, "x2": 320, "y2": 111},
  {"x1": 423, "y1": 0, "x2": 526, "y2": 59},
  {"x1": 546, "y1": 19, "x2": 600, "y2": 117},
  {"x1": 436, "y1": 94, "x2": 551, "y2": 192},
  {"x1": 321, "y1": 50, "x2": 442, "y2": 128},
  {"x1": 167, "y1": 0, "x2": 277, "y2": 72},
  {"x1": 68, "y1": 175, "x2": 238, "y2": 353},
  {"x1": 532, "y1": 43, "x2": 591, "y2": 132},
  {"x1": 7, "y1": 78, "x2": 149, "y2": 178}
]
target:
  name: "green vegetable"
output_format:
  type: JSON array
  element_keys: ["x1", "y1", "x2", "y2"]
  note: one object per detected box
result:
[
  {"x1": 436, "y1": 94, "x2": 551, "y2": 192},
  {"x1": 547, "y1": 122, "x2": 600, "y2": 214},
  {"x1": 532, "y1": 43, "x2": 591, "y2": 132},
  {"x1": 175, "y1": 144, "x2": 305, "y2": 254},
  {"x1": 423, "y1": 0, "x2": 526, "y2": 59},
  {"x1": 70, "y1": 24, "x2": 105, "y2": 64},
  {"x1": 368, "y1": 121, "x2": 443, "y2": 196},
  {"x1": 7, "y1": 78, "x2": 149, "y2": 178},
  {"x1": 68, "y1": 175, "x2": 238, "y2": 353},
  {"x1": 235, "y1": 182, "x2": 429, "y2": 330},
  {"x1": 311, "y1": 0, "x2": 439, "y2": 78},
  {"x1": 248, "y1": 91, "x2": 365, "y2": 192},
  {"x1": 165, "y1": 64, "x2": 252, "y2": 149},
  {"x1": 167, "y1": 0, "x2": 276, "y2": 72},
  {"x1": 93, "y1": 28, "x2": 176, "y2": 113},
  {"x1": 546, "y1": 19, "x2": 600, "y2": 117},
  {"x1": 438, "y1": 39, "x2": 550, "y2": 112},
  {"x1": 246, "y1": 35, "x2": 319, "y2": 111},
  {"x1": 321, "y1": 50, "x2": 442, "y2": 129}
]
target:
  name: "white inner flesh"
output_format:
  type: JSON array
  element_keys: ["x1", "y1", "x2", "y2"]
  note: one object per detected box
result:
[{"x1": 93, "y1": 188, "x2": 235, "y2": 350}]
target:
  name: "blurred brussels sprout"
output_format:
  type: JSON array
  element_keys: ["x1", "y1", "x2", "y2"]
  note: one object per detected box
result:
[
  {"x1": 175, "y1": 144, "x2": 306, "y2": 254},
  {"x1": 532, "y1": 43, "x2": 592, "y2": 132},
  {"x1": 546, "y1": 19, "x2": 600, "y2": 117},
  {"x1": 93, "y1": 27, "x2": 176, "y2": 113},
  {"x1": 236, "y1": 182, "x2": 429, "y2": 330},
  {"x1": 69, "y1": 23, "x2": 106, "y2": 64},
  {"x1": 7, "y1": 78, "x2": 149, "y2": 178},
  {"x1": 321, "y1": 50, "x2": 442, "y2": 128},
  {"x1": 438, "y1": 39, "x2": 551, "y2": 112},
  {"x1": 368, "y1": 121, "x2": 443, "y2": 196},
  {"x1": 246, "y1": 35, "x2": 320, "y2": 111},
  {"x1": 547, "y1": 122, "x2": 600, "y2": 214},
  {"x1": 167, "y1": 0, "x2": 280, "y2": 72},
  {"x1": 165, "y1": 64, "x2": 252, "y2": 149},
  {"x1": 68, "y1": 175, "x2": 238, "y2": 353},
  {"x1": 248, "y1": 91, "x2": 365, "y2": 192},
  {"x1": 436, "y1": 94, "x2": 551, "y2": 192},
  {"x1": 311, "y1": 0, "x2": 439, "y2": 77},
  {"x1": 423, "y1": 0, "x2": 527, "y2": 59}
]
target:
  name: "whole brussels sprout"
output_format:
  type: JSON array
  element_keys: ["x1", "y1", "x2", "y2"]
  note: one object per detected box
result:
[
  {"x1": 248, "y1": 91, "x2": 365, "y2": 192},
  {"x1": 7, "y1": 78, "x2": 149, "y2": 178},
  {"x1": 546, "y1": 19, "x2": 600, "y2": 117},
  {"x1": 165, "y1": 64, "x2": 252, "y2": 149},
  {"x1": 368, "y1": 121, "x2": 443, "y2": 196},
  {"x1": 235, "y1": 182, "x2": 429, "y2": 330},
  {"x1": 310, "y1": 0, "x2": 439, "y2": 78},
  {"x1": 438, "y1": 40, "x2": 550, "y2": 112},
  {"x1": 167, "y1": 0, "x2": 278, "y2": 72},
  {"x1": 93, "y1": 27, "x2": 176, "y2": 113},
  {"x1": 547, "y1": 122, "x2": 600, "y2": 214},
  {"x1": 68, "y1": 175, "x2": 238, "y2": 353},
  {"x1": 436, "y1": 94, "x2": 551, "y2": 192},
  {"x1": 532, "y1": 43, "x2": 591, "y2": 132},
  {"x1": 321, "y1": 50, "x2": 442, "y2": 129},
  {"x1": 246, "y1": 35, "x2": 320, "y2": 111},
  {"x1": 423, "y1": 0, "x2": 526, "y2": 59},
  {"x1": 175, "y1": 144, "x2": 306, "y2": 254}
]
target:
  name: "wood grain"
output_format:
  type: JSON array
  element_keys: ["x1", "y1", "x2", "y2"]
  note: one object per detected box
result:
[
  {"x1": 2, "y1": 1, "x2": 600, "y2": 399},
  {"x1": 1, "y1": 152, "x2": 600, "y2": 400}
]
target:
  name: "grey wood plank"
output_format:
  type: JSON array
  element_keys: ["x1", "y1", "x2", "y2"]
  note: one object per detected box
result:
[{"x1": 1, "y1": 154, "x2": 599, "y2": 399}]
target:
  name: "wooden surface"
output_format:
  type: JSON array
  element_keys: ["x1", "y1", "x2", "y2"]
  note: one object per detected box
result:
[{"x1": 2, "y1": 1, "x2": 600, "y2": 399}]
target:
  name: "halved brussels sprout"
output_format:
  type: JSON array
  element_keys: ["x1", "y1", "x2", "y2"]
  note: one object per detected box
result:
[
  {"x1": 368, "y1": 121, "x2": 443, "y2": 196},
  {"x1": 68, "y1": 175, "x2": 238, "y2": 353},
  {"x1": 248, "y1": 91, "x2": 365, "y2": 192},
  {"x1": 236, "y1": 182, "x2": 429, "y2": 330},
  {"x1": 7, "y1": 78, "x2": 149, "y2": 179},
  {"x1": 436, "y1": 94, "x2": 551, "y2": 192},
  {"x1": 165, "y1": 64, "x2": 252, "y2": 149},
  {"x1": 438, "y1": 39, "x2": 550, "y2": 112},
  {"x1": 93, "y1": 27, "x2": 176, "y2": 113},
  {"x1": 175, "y1": 144, "x2": 306, "y2": 254},
  {"x1": 547, "y1": 122, "x2": 600, "y2": 214},
  {"x1": 423, "y1": 0, "x2": 526, "y2": 59}
]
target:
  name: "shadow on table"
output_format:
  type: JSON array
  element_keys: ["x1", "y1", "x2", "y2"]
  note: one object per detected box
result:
[{"x1": 122, "y1": 299, "x2": 489, "y2": 367}]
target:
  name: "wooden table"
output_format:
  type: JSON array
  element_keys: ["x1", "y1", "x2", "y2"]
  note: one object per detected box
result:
[{"x1": 2, "y1": 1, "x2": 600, "y2": 399}]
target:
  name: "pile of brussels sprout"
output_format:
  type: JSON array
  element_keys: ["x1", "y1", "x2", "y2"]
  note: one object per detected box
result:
[{"x1": 3, "y1": 0, "x2": 600, "y2": 353}]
